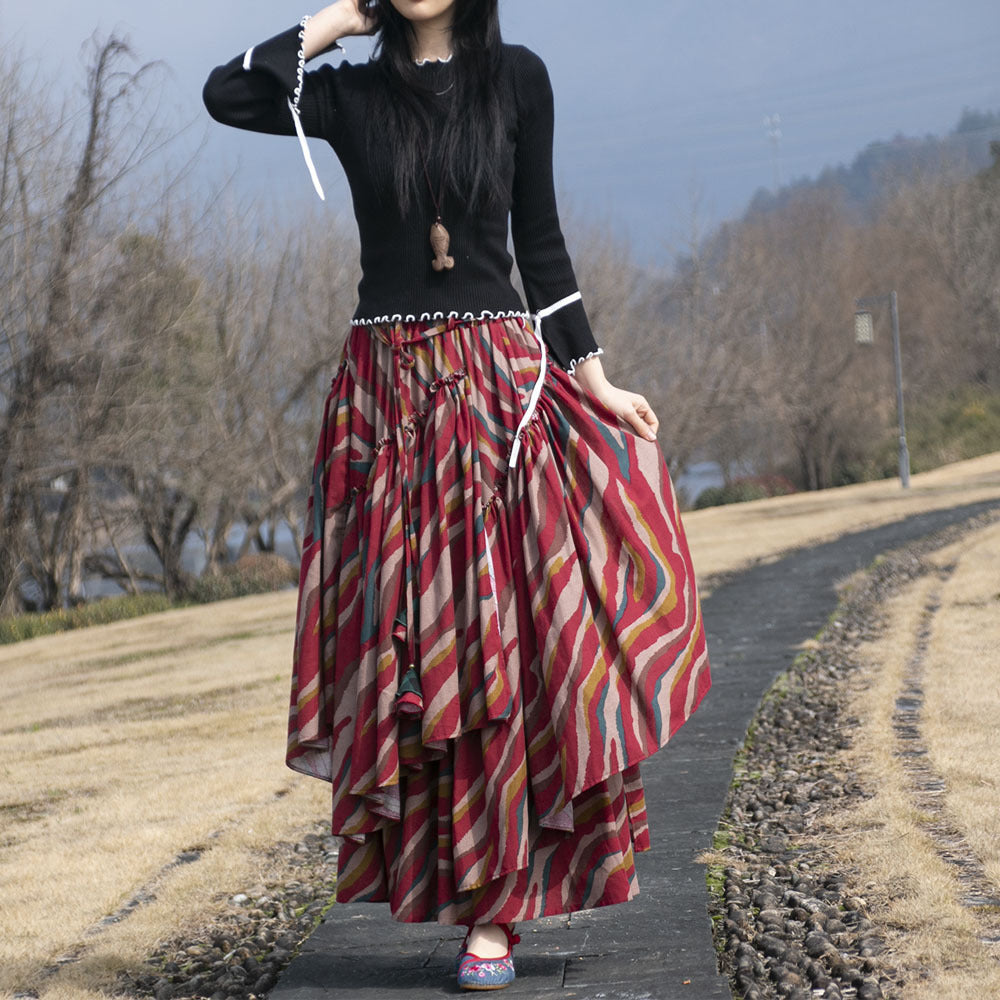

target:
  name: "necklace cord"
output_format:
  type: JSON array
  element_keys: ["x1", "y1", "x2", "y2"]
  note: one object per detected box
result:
[{"x1": 421, "y1": 156, "x2": 445, "y2": 222}]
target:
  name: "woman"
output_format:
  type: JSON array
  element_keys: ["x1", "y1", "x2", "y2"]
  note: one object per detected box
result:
[{"x1": 203, "y1": 0, "x2": 711, "y2": 990}]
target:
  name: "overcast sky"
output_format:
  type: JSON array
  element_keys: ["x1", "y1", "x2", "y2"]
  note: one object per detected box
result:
[{"x1": 3, "y1": 0, "x2": 998, "y2": 261}]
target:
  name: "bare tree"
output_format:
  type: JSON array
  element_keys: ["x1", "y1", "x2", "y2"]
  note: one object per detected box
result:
[
  {"x1": 192, "y1": 208, "x2": 360, "y2": 572},
  {"x1": 882, "y1": 161, "x2": 1000, "y2": 391},
  {"x1": 0, "y1": 33, "x2": 196, "y2": 610},
  {"x1": 4, "y1": 27, "x2": 997, "y2": 613},
  {"x1": 732, "y1": 189, "x2": 885, "y2": 489},
  {"x1": 83, "y1": 224, "x2": 215, "y2": 598},
  {"x1": 0, "y1": 37, "x2": 162, "y2": 610}
]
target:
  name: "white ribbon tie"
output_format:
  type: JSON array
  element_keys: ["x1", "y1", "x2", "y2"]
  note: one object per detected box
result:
[
  {"x1": 507, "y1": 290, "x2": 583, "y2": 473},
  {"x1": 288, "y1": 98, "x2": 326, "y2": 201}
]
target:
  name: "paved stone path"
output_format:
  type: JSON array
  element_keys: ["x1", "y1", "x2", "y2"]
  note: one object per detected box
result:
[{"x1": 272, "y1": 497, "x2": 1000, "y2": 999}]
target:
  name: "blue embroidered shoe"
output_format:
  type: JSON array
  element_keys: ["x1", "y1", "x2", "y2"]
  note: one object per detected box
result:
[{"x1": 456, "y1": 923, "x2": 520, "y2": 991}]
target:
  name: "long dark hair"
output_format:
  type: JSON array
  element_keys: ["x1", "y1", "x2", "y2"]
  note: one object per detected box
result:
[{"x1": 364, "y1": 0, "x2": 507, "y2": 214}]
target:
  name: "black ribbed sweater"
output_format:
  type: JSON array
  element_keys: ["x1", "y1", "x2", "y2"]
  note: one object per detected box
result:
[{"x1": 202, "y1": 22, "x2": 602, "y2": 372}]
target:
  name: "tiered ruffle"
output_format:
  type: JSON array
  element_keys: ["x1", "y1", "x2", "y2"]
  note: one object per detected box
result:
[{"x1": 287, "y1": 314, "x2": 710, "y2": 924}]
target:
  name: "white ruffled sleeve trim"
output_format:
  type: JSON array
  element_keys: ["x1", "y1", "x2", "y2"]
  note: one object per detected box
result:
[
  {"x1": 290, "y1": 16, "x2": 310, "y2": 113},
  {"x1": 287, "y1": 15, "x2": 325, "y2": 201},
  {"x1": 565, "y1": 347, "x2": 605, "y2": 376},
  {"x1": 242, "y1": 16, "x2": 347, "y2": 202}
]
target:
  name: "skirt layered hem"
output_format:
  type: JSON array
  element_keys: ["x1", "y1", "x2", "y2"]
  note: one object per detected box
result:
[{"x1": 286, "y1": 314, "x2": 711, "y2": 925}]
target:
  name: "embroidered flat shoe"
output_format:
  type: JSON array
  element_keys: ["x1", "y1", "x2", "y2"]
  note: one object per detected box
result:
[{"x1": 456, "y1": 923, "x2": 520, "y2": 991}]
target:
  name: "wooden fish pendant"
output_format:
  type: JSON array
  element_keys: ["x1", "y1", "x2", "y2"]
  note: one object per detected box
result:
[{"x1": 430, "y1": 218, "x2": 455, "y2": 271}]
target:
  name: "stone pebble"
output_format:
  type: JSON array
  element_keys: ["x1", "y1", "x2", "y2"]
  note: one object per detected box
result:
[
  {"x1": 704, "y1": 535, "x2": 974, "y2": 1000},
  {"x1": 121, "y1": 517, "x2": 994, "y2": 1000},
  {"x1": 118, "y1": 830, "x2": 339, "y2": 1000}
]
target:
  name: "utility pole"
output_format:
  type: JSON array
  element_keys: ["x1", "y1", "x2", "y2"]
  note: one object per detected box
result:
[
  {"x1": 763, "y1": 114, "x2": 782, "y2": 191},
  {"x1": 854, "y1": 292, "x2": 911, "y2": 488}
]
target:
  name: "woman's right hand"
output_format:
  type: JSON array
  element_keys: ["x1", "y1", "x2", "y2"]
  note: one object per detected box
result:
[
  {"x1": 304, "y1": 2, "x2": 378, "y2": 59},
  {"x1": 329, "y1": 0, "x2": 379, "y2": 37}
]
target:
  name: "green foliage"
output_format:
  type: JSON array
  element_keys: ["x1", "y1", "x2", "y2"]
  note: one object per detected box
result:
[
  {"x1": 0, "y1": 593, "x2": 175, "y2": 645},
  {"x1": 830, "y1": 452, "x2": 892, "y2": 488},
  {"x1": 694, "y1": 474, "x2": 797, "y2": 510},
  {"x1": 0, "y1": 555, "x2": 298, "y2": 645},
  {"x1": 187, "y1": 553, "x2": 298, "y2": 604},
  {"x1": 908, "y1": 389, "x2": 1000, "y2": 471},
  {"x1": 858, "y1": 389, "x2": 1000, "y2": 479},
  {"x1": 695, "y1": 481, "x2": 768, "y2": 508}
]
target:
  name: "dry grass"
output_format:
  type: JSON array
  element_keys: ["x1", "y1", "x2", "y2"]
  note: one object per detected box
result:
[
  {"x1": 682, "y1": 451, "x2": 1000, "y2": 583},
  {"x1": 0, "y1": 452, "x2": 998, "y2": 999},
  {"x1": 817, "y1": 522, "x2": 1000, "y2": 1000},
  {"x1": 921, "y1": 520, "x2": 1000, "y2": 892},
  {"x1": 0, "y1": 593, "x2": 327, "y2": 1000}
]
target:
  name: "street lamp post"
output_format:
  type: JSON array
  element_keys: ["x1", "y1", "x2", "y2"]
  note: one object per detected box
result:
[{"x1": 854, "y1": 291, "x2": 910, "y2": 489}]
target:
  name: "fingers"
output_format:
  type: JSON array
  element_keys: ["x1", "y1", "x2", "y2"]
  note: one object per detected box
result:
[
  {"x1": 630, "y1": 397, "x2": 658, "y2": 441},
  {"x1": 595, "y1": 384, "x2": 659, "y2": 442}
]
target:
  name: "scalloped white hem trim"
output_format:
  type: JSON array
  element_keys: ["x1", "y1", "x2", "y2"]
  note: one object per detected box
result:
[
  {"x1": 351, "y1": 308, "x2": 530, "y2": 327},
  {"x1": 566, "y1": 347, "x2": 605, "y2": 376}
]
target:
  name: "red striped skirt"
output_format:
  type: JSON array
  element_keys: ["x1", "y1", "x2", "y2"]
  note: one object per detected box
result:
[{"x1": 286, "y1": 313, "x2": 711, "y2": 924}]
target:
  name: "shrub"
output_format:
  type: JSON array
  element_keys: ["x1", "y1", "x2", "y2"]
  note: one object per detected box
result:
[
  {"x1": 0, "y1": 593, "x2": 175, "y2": 645},
  {"x1": 694, "y1": 474, "x2": 797, "y2": 510},
  {"x1": 907, "y1": 389, "x2": 1000, "y2": 472},
  {"x1": 853, "y1": 388, "x2": 1000, "y2": 481},
  {"x1": 1, "y1": 554, "x2": 298, "y2": 644},
  {"x1": 188, "y1": 553, "x2": 298, "y2": 604}
]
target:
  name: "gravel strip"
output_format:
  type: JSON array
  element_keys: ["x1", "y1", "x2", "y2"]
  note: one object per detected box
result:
[
  {"x1": 116, "y1": 830, "x2": 339, "y2": 1000},
  {"x1": 706, "y1": 509, "x2": 1000, "y2": 1000},
  {"x1": 115, "y1": 508, "x2": 998, "y2": 1000}
]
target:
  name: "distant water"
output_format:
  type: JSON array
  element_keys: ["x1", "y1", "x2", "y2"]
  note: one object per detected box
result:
[
  {"x1": 81, "y1": 525, "x2": 301, "y2": 601},
  {"x1": 81, "y1": 463, "x2": 725, "y2": 600},
  {"x1": 674, "y1": 461, "x2": 725, "y2": 507}
]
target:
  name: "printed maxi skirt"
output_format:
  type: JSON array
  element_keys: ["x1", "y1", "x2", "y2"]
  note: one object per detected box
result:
[{"x1": 286, "y1": 312, "x2": 711, "y2": 925}]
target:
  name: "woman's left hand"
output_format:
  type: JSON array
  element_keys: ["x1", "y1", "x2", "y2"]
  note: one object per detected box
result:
[{"x1": 571, "y1": 356, "x2": 658, "y2": 442}]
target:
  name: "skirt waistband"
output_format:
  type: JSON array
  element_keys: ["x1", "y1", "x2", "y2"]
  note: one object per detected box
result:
[{"x1": 359, "y1": 313, "x2": 529, "y2": 349}]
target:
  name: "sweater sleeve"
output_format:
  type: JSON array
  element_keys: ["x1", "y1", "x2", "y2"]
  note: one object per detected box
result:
[
  {"x1": 202, "y1": 18, "x2": 342, "y2": 144},
  {"x1": 509, "y1": 48, "x2": 604, "y2": 375}
]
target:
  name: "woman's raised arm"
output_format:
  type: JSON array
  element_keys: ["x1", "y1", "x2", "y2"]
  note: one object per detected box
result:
[
  {"x1": 202, "y1": 3, "x2": 376, "y2": 198},
  {"x1": 201, "y1": 2, "x2": 374, "y2": 136}
]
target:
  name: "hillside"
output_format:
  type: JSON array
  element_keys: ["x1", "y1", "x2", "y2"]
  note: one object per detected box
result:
[{"x1": 744, "y1": 107, "x2": 1000, "y2": 221}]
